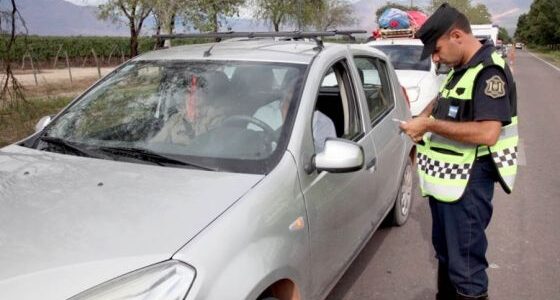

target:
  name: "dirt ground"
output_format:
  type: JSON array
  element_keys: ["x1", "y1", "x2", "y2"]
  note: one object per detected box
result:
[{"x1": 7, "y1": 67, "x2": 116, "y2": 87}]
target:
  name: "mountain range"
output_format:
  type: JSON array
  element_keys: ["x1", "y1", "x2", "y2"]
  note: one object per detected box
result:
[{"x1": 15, "y1": 0, "x2": 531, "y2": 37}]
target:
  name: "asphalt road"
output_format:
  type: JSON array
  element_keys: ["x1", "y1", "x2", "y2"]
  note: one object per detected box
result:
[{"x1": 327, "y1": 50, "x2": 560, "y2": 300}]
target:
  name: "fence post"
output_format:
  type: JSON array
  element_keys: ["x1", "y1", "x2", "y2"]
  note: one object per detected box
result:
[
  {"x1": 28, "y1": 53, "x2": 38, "y2": 86},
  {"x1": 91, "y1": 48, "x2": 101, "y2": 78},
  {"x1": 53, "y1": 44, "x2": 63, "y2": 68},
  {"x1": 65, "y1": 50, "x2": 73, "y2": 85}
]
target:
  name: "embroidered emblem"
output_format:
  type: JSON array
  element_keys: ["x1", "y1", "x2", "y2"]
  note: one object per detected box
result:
[
  {"x1": 456, "y1": 87, "x2": 465, "y2": 95},
  {"x1": 484, "y1": 75, "x2": 506, "y2": 98}
]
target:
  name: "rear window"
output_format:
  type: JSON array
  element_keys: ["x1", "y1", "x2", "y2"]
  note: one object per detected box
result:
[{"x1": 371, "y1": 45, "x2": 431, "y2": 71}]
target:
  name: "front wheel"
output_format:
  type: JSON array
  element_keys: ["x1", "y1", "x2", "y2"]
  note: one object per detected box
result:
[{"x1": 389, "y1": 157, "x2": 414, "y2": 226}]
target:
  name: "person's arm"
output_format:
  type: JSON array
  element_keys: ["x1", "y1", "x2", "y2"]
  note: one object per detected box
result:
[
  {"x1": 401, "y1": 117, "x2": 501, "y2": 146},
  {"x1": 401, "y1": 66, "x2": 510, "y2": 147}
]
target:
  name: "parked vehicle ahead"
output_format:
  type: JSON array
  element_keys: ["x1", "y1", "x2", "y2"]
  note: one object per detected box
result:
[
  {"x1": 367, "y1": 38, "x2": 447, "y2": 116},
  {"x1": 515, "y1": 42, "x2": 524, "y2": 49},
  {"x1": 0, "y1": 33, "x2": 414, "y2": 300}
]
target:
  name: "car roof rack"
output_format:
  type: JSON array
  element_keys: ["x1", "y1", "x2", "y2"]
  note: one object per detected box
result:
[{"x1": 153, "y1": 30, "x2": 367, "y2": 54}]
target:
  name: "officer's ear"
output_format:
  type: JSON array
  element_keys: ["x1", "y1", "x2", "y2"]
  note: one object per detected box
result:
[{"x1": 448, "y1": 28, "x2": 465, "y2": 44}]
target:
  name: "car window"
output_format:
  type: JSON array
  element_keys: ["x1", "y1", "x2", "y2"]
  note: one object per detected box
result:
[
  {"x1": 371, "y1": 45, "x2": 431, "y2": 71},
  {"x1": 354, "y1": 56, "x2": 395, "y2": 122},
  {"x1": 315, "y1": 61, "x2": 363, "y2": 142},
  {"x1": 43, "y1": 60, "x2": 307, "y2": 174}
]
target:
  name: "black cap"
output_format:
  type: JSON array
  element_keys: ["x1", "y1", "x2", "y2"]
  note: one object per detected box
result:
[{"x1": 417, "y1": 3, "x2": 461, "y2": 60}]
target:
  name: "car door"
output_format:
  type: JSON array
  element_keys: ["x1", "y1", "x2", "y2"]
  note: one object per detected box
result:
[
  {"x1": 352, "y1": 54, "x2": 406, "y2": 215},
  {"x1": 299, "y1": 57, "x2": 379, "y2": 299}
]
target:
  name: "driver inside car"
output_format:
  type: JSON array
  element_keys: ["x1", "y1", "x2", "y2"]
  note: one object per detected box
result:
[{"x1": 150, "y1": 71, "x2": 234, "y2": 145}]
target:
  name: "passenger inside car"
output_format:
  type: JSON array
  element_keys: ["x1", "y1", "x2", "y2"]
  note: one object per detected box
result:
[{"x1": 251, "y1": 73, "x2": 336, "y2": 153}]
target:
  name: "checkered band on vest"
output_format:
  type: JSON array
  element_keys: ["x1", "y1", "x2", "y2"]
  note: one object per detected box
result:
[
  {"x1": 491, "y1": 146, "x2": 518, "y2": 168},
  {"x1": 417, "y1": 153, "x2": 471, "y2": 180}
]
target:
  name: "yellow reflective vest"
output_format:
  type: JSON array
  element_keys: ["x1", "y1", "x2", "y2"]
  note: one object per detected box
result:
[{"x1": 417, "y1": 52, "x2": 518, "y2": 202}]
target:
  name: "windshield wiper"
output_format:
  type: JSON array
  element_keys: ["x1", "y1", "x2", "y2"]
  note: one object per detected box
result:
[
  {"x1": 98, "y1": 146, "x2": 216, "y2": 171},
  {"x1": 39, "y1": 136, "x2": 103, "y2": 158}
]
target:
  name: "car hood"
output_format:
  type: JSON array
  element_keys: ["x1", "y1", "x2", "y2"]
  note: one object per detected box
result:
[
  {"x1": 395, "y1": 70, "x2": 430, "y2": 88},
  {"x1": 0, "y1": 145, "x2": 263, "y2": 299}
]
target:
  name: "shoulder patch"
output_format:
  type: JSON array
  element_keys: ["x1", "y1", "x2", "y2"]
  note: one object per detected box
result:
[{"x1": 484, "y1": 75, "x2": 506, "y2": 99}]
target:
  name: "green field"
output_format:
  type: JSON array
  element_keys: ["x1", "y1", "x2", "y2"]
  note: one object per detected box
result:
[{"x1": 0, "y1": 35, "x2": 213, "y2": 67}]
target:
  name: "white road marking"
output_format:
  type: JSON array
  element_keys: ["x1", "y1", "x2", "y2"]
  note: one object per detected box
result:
[{"x1": 527, "y1": 51, "x2": 560, "y2": 73}]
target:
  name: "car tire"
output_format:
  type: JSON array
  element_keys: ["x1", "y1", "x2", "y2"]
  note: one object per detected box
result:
[{"x1": 389, "y1": 156, "x2": 413, "y2": 226}]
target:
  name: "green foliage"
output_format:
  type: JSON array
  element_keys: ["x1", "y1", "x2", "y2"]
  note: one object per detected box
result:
[
  {"x1": 0, "y1": 96, "x2": 73, "y2": 147},
  {"x1": 428, "y1": 0, "x2": 491, "y2": 24},
  {"x1": 313, "y1": 0, "x2": 356, "y2": 31},
  {"x1": 515, "y1": 0, "x2": 560, "y2": 45},
  {"x1": 498, "y1": 26, "x2": 512, "y2": 43},
  {"x1": 184, "y1": 0, "x2": 246, "y2": 32},
  {"x1": 251, "y1": 0, "x2": 331, "y2": 31},
  {"x1": 0, "y1": 35, "x2": 211, "y2": 65}
]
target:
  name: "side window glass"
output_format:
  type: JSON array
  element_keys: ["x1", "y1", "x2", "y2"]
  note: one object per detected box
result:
[
  {"x1": 354, "y1": 56, "x2": 394, "y2": 123},
  {"x1": 315, "y1": 61, "x2": 363, "y2": 147}
]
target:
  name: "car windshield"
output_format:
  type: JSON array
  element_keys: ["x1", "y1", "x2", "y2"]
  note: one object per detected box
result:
[
  {"x1": 41, "y1": 60, "x2": 306, "y2": 174},
  {"x1": 372, "y1": 45, "x2": 431, "y2": 71}
]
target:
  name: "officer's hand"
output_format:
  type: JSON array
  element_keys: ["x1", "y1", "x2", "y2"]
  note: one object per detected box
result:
[{"x1": 400, "y1": 117, "x2": 431, "y2": 143}]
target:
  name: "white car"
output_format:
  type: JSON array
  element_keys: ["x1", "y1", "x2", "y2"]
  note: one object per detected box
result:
[{"x1": 367, "y1": 38, "x2": 447, "y2": 116}]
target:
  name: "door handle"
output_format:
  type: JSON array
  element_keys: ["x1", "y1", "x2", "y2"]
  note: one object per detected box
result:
[{"x1": 366, "y1": 157, "x2": 377, "y2": 172}]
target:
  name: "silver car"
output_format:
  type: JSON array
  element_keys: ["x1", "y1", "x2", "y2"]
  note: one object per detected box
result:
[{"x1": 0, "y1": 34, "x2": 414, "y2": 300}]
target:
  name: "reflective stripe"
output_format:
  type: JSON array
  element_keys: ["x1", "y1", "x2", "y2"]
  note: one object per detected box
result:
[
  {"x1": 500, "y1": 124, "x2": 518, "y2": 139},
  {"x1": 418, "y1": 173, "x2": 467, "y2": 202}
]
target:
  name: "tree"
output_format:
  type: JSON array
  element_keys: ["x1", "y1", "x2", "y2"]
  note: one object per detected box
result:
[
  {"x1": 98, "y1": 0, "x2": 153, "y2": 57},
  {"x1": 313, "y1": 0, "x2": 356, "y2": 31},
  {"x1": 428, "y1": 0, "x2": 491, "y2": 24},
  {"x1": 186, "y1": 0, "x2": 245, "y2": 32},
  {"x1": 252, "y1": 0, "x2": 295, "y2": 31},
  {"x1": 514, "y1": 13, "x2": 528, "y2": 42},
  {"x1": 252, "y1": 0, "x2": 326, "y2": 31},
  {"x1": 152, "y1": 0, "x2": 185, "y2": 47},
  {"x1": 0, "y1": 0, "x2": 27, "y2": 107},
  {"x1": 522, "y1": 0, "x2": 560, "y2": 45},
  {"x1": 498, "y1": 26, "x2": 512, "y2": 43}
]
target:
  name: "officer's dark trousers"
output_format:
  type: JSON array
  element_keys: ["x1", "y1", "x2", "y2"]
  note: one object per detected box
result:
[{"x1": 429, "y1": 155, "x2": 497, "y2": 298}]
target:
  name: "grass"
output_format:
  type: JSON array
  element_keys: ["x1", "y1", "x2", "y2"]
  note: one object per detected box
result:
[
  {"x1": 527, "y1": 45, "x2": 560, "y2": 68},
  {"x1": 0, "y1": 96, "x2": 73, "y2": 147},
  {"x1": 0, "y1": 78, "x2": 97, "y2": 147}
]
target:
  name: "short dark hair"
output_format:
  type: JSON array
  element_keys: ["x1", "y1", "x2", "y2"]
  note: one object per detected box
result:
[{"x1": 450, "y1": 12, "x2": 471, "y2": 34}]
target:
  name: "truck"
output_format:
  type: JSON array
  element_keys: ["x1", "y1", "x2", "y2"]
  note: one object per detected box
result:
[{"x1": 471, "y1": 24, "x2": 499, "y2": 46}]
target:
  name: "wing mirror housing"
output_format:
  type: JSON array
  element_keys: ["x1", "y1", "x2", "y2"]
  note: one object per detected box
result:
[
  {"x1": 34, "y1": 115, "x2": 52, "y2": 133},
  {"x1": 314, "y1": 138, "x2": 364, "y2": 173}
]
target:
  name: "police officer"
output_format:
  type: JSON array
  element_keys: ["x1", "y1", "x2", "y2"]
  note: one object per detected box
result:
[{"x1": 400, "y1": 3, "x2": 519, "y2": 300}]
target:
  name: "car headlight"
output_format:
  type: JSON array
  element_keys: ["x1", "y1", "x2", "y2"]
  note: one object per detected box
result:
[
  {"x1": 406, "y1": 87, "x2": 420, "y2": 102},
  {"x1": 68, "y1": 260, "x2": 195, "y2": 300}
]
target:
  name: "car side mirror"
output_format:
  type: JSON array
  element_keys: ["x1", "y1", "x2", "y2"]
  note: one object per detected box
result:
[
  {"x1": 436, "y1": 63, "x2": 451, "y2": 75},
  {"x1": 314, "y1": 138, "x2": 364, "y2": 173},
  {"x1": 35, "y1": 115, "x2": 52, "y2": 132}
]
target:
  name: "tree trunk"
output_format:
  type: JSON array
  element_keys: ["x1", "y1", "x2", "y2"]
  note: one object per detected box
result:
[
  {"x1": 212, "y1": 4, "x2": 219, "y2": 32},
  {"x1": 129, "y1": 21, "x2": 138, "y2": 57}
]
